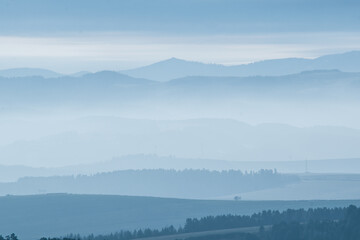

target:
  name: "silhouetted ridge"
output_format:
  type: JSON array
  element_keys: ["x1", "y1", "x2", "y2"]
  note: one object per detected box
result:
[
  {"x1": 0, "y1": 68, "x2": 62, "y2": 78},
  {"x1": 121, "y1": 51, "x2": 360, "y2": 81},
  {"x1": 0, "y1": 169, "x2": 299, "y2": 198}
]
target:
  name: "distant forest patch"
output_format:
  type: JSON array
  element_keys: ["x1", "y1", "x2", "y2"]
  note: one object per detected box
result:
[{"x1": 0, "y1": 169, "x2": 298, "y2": 198}]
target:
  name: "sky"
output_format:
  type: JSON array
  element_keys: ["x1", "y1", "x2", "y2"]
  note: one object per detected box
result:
[{"x1": 0, "y1": 0, "x2": 359, "y2": 73}]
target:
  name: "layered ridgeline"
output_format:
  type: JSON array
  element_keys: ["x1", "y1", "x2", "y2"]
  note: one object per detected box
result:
[
  {"x1": 0, "y1": 70, "x2": 360, "y2": 107},
  {"x1": 1, "y1": 118, "x2": 360, "y2": 167},
  {"x1": 1, "y1": 66, "x2": 359, "y2": 129},
  {"x1": 0, "y1": 68, "x2": 63, "y2": 78},
  {"x1": 0, "y1": 68, "x2": 360, "y2": 167},
  {"x1": 1, "y1": 52, "x2": 360, "y2": 173},
  {"x1": 122, "y1": 51, "x2": 360, "y2": 81},
  {"x1": 0, "y1": 51, "x2": 359, "y2": 108},
  {"x1": 2, "y1": 51, "x2": 359, "y2": 80},
  {"x1": 1, "y1": 169, "x2": 360, "y2": 200},
  {"x1": 2, "y1": 156, "x2": 360, "y2": 182},
  {"x1": 0, "y1": 169, "x2": 298, "y2": 198}
]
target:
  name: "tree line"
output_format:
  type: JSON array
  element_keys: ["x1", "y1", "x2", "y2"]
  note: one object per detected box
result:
[
  {"x1": 8, "y1": 169, "x2": 298, "y2": 198},
  {"x1": 185, "y1": 205, "x2": 360, "y2": 240},
  {"x1": 33, "y1": 205, "x2": 358, "y2": 240},
  {"x1": 183, "y1": 207, "x2": 345, "y2": 232}
]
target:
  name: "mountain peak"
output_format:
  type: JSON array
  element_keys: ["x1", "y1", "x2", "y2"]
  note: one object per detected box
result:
[
  {"x1": 157, "y1": 57, "x2": 196, "y2": 65},
  {"x1": 167, "y1": 57, "x2": 183, "y2": 62},
  {"x1": 120, "y1": 51, "x2": 360, "y2": 81}
]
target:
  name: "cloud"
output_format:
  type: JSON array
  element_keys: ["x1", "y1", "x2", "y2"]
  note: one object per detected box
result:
[
  {"x1": 0, "y1": 32, "x2": 360, "y2": 73},
  {"x1": 1, "y1": 0, "x2": 359, "y2": 35}
]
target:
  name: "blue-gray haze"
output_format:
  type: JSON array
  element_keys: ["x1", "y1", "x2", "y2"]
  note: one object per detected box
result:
[
  {"x1": 0, "y1": 0, "x2": 359, "y2": 34},
  {"x1": 0, "y1": 1, "x2": 359, "y2": 238}
]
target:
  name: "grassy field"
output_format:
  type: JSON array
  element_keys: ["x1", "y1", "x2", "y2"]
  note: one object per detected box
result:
[
  {"x1": 0, "y1": 194, "x2": 359, "y2": 240},
  {"x1": 236, "y1": 174, "x2": 360, "y2": 200}
]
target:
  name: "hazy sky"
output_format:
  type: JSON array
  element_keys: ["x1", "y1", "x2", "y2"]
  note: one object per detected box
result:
[{"x1": 0, "y1": 0, "x2": 359, "y2": 73}]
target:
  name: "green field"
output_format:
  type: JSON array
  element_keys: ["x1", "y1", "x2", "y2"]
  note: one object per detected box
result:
[{"x1": 0, "y1": 194, "x2": 359, "y2": 240}]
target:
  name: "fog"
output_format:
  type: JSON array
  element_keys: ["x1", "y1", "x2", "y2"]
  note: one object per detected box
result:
[
  {"x1": 0, "y1": 52, "x2": 359, "y2": 204},
  {"x1": 1, "y1": 1, "x2": 360, "y2": 240},
  {"x1": 1, "y1": 116, "x2": 360, "y2": 168},
  {"x1": 0, "y1": 64, "x2": 359, "y2": 171}
]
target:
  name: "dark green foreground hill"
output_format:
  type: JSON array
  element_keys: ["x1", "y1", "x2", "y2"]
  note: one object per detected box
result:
[{"x1": 0, "y1": 194, "x2": 359, "y2": 240}]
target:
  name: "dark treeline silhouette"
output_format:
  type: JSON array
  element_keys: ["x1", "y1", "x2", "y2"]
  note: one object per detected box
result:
[
  {"x1": 41, "y1": 226, "x2": 178, "y2": 240},
  {"x1": 3, "y1": 169, "x2": 298, "y2": 198},
  {"x1": 183, "y1": 207, "x2": 345, "y2": 232},
  {"x1": 185, "y1": 232, "x2": 259, "y2": 240},
  {"x1": 38, "y1": 206, "x2": 360, "y2": 240},
  {"x1": 0, "y1": 234, "x2": 18, "y2": 240},
  {"x1": 186, "y1": 205, "x2": 360, "y2": 240}
]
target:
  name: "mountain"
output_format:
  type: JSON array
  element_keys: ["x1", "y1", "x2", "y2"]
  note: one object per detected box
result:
[
  {"x1": 2, "y1": 172, "x2": 360, "y2": 201},
  {"x1": 160, "y1": 70, "x2": 360, "y2": 101},
  {"x1": 3, "y1": 170, "x2": 360, "y2": 201},
  {"x1": 0, "y1": 71, "x2": 155, "y2": 106},
  {"x1": 0, "y1": 169, "x2": 299, "y2": 198},
  {"x1": 0, "y1": 70, "x2": 359, "y2": 131},
  {"x1": 1, "y1": 156, "x2": 360, "y2": 183},
  {"x1": 80, "y1": 71, "x2": 153, "y2": 85},
  {"x1": 1, "y1": 67, "x2": 359, "y2": 107},
  {"x1": 3, "y1": 52, "x2": 359, "y2": 81},
  {"x1": 121, "y1": 51, "x2": 360, "y2": 81},
  {"x1": 1, "y1": 118, "x2": 360, "y2": 167},
  {"x1": 0, "y1": 68, "x2": 63, "y2": 78},
  {"x1": 122, "y1": 58, "x2": 227, "y2": 81}
]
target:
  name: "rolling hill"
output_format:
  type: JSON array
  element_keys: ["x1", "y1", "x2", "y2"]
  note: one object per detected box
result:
[
  {"x1": 0, "y1": 169, "x2": 299, "y2": 198},
  {"x1": 0, "y1": 194, "x2": 359, "y2": 240}
]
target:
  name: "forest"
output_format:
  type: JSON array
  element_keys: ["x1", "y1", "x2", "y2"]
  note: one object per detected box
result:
[{"x1": 18, "y1": 205, "x2": 357, "y2": 240}]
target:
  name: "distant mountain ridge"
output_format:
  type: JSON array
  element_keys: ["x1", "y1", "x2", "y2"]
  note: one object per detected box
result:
[
  {"x1": 1, "y1": 156, "x2": 360, "y2": 183},
  {"x1": 0, "y1": 69, "x2": 359, "y2": 108},
  {"x1": 0, "y1": 169, "x2": 298, "y2": 198},
  {"x1": 0, "y1": 68, "x2": 63, "y2": 78},
  {"x1": 2, "y1": 51, "x2": 360, "y2": 80},
  {"x1": 0, "y1": 68, "x2": 90, "y2": 79},
  {"x1": 1, "y1": 118, "x2": 360, "y2": 167},
  {"x1": 122, "y1": 51, "x2": 360, "y2": 81}
]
